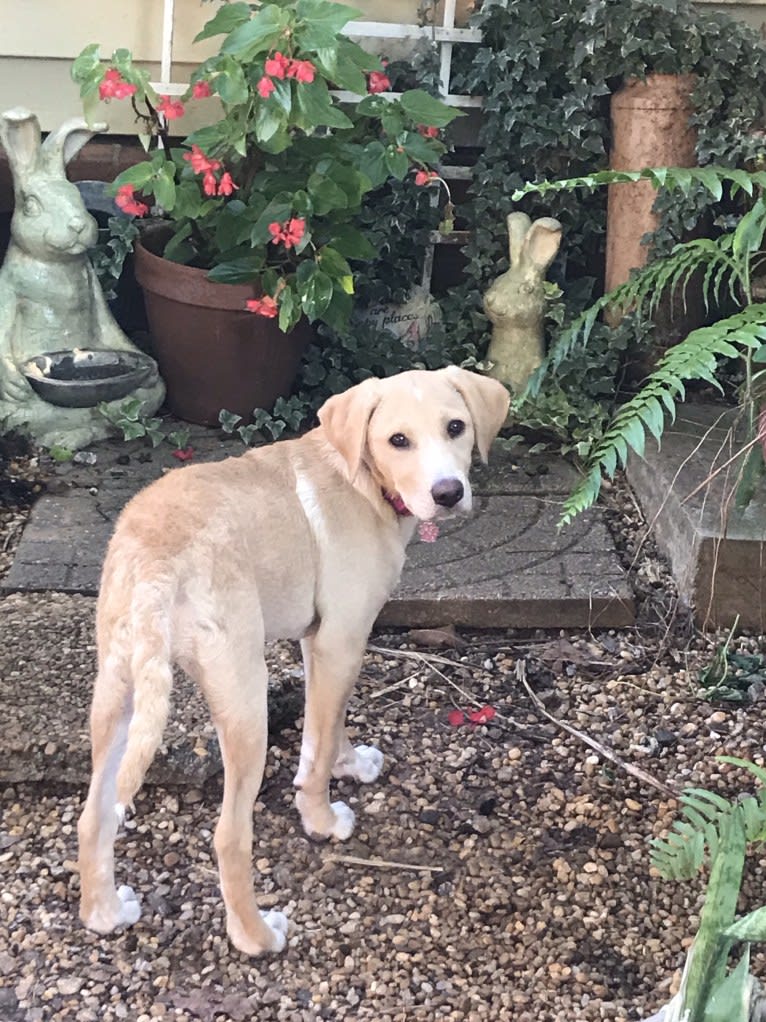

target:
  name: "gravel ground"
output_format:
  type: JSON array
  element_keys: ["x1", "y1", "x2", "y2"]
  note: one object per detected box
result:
[{"x1": 3, "y1": 452, "x2": 766, "y2": 1021}]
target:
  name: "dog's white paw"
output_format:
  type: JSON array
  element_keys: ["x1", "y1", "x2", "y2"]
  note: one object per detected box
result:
[
  {"x1": 329, "y1": 800, "x2": 356, "y2": 841},
  {"x1": 332, "y1": 744, "x2": 384, "y2": 783},
  {"x1": 260, "y1": 910, "x2": 289, "y2": 953},
  {"x1": 82, "y1": 884, "x2": 141, "y2": 934},
  {"x1": 116, "y1": 885, "x2": 141, "y2": 926}
]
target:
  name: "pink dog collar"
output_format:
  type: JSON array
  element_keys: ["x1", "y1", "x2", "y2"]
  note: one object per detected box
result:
[
  {"x1": 383, "y1": 491, "x2": 412, "y2": 517},
  {"x1": 382, "y1": 490, "x2": 440, "y2": 542}
]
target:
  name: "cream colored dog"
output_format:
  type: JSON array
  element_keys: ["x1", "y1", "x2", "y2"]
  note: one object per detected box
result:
[{"x1": 77, "y1": 366, "x2": 509, "y2": 955}]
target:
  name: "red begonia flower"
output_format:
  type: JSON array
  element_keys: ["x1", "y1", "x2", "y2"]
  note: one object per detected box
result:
[
  {"x1": 418, "y1": 124, "x2": 439, "y2": 138},
  {"x1": 258, "y1": 76, "x2": 276, "y2": 99},
  {"x1": 245, "y1": 296, "x2": 279, "y2": 318},
  {"x1": 268, "y1": 222, "x2": 285, "y2": 243},
  {"x1": 113, "y1": 81, "x2": 137, "y2": 100},
  {"x1": 367, "y1": 71, "x2": 391, "y2": 94},
  {"x1": 157, "y1": 95, "x2": 185, "y2": 120},
  {"x1": 217, "y1": 172, "x2": 238, "y2": 196},
  {"x1": 114, "y1": 183, "x2": 149, "y2": 217},
  {"x1": 192, "y1": 80, "x2": 212, "y2": 99},
  {"x1": 287, "y1": 59, "x2": 316, "y2": 84},
  {"x1": 202, "y1": 170, "x2": 218, "y2": 196},
  {"x1": 265, "y1": 52, "x2": 290, "y2": 79},
  {"x1": 282, "y1": 217, "x2": 306, "y2": 248},
  {"x1": 99, "y1": 68, "x2": 136, "y2": 101},
  {"x1": 183, "y1": 144, "x2": 220, "y2": 175},
  {"x1": 414, "y1": 169, "x2": 437, "y2": 186}
]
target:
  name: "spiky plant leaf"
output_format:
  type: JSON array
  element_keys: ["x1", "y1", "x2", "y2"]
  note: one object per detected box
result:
[
  {"x1": 723, "y1": 908, "x2": 766, "y2": 944},
  {"x1": 557, "y1": 305, "x2": 766, "y2": 525},
  {"x1": 702, "y1": 948, "x2": 752, "y2": 1022}
]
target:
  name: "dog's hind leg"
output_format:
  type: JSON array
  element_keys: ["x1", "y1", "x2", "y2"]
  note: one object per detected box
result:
[
  {"x1": 294, "y1": 626, "x2": 372, "y2": 841},
  {"x1": 77, "y1": 652, "x2": 141, "y2": 934},
  {"x1": 194, "y1": 629, "x2": 288, "y2": 956}
]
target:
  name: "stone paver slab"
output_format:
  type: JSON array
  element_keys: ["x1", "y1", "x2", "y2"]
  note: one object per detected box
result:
[
  {"x1": 627, "y1": 403, "x2": 766, "y2": 628},
  {"x1": 3, "y1": 435, "x2": 634, "y2": 629}
]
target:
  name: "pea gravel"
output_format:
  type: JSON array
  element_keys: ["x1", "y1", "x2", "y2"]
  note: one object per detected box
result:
[{"x1": 3, "y1": 466, "x2": 766, "y2": 1021}]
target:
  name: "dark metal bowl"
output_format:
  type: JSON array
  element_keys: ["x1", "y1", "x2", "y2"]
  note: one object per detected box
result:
[{"x1": 23, "y1": 349, "x2": 157, "y2": 408}]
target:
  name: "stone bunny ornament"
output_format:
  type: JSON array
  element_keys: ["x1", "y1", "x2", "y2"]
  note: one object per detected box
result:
[
  {"x1": 483, "y1": 211, "x2": 562, "y2": 394},
  {"x1": 0, "y1": 108, "x2": 164, "y2": 449}
]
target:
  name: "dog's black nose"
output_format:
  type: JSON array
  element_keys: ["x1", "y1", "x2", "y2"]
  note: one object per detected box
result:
[{"x1": 431, "y1": 478, "x2": 464, "y2": 508}]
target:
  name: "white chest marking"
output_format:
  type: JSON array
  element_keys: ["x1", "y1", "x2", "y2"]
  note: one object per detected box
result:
[{"x1": 295, "y1": 471, "x2": 326, "y2": 543}]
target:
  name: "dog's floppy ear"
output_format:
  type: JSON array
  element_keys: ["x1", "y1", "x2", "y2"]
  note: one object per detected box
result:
[
  {"x1": 318, "y1": 377, "x2": 382, "y2": 480},
  {"x1": 442, "y1": 366, "x2": 510, "y2": 463}
]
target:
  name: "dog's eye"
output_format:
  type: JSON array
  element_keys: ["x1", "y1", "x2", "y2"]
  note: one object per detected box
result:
[
  {"x1": 389, "y1": 433, "x2": 410, "y2": 449},
  {"x1": 447, "y1": 419, "x2": 465, "y2": 438}
]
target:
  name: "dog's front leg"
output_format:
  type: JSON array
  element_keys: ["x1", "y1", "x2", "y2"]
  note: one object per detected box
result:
[{"x1": 295, "y1": 629, "x2": 375, "y2": 841}]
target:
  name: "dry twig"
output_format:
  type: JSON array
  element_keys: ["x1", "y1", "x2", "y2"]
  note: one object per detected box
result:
[
  {"x1": 515, "y1": 659, "x2": 680, "y2": 799},
  {"x1": 325, "y1": 853, "x2": 445, "y2": 873}
]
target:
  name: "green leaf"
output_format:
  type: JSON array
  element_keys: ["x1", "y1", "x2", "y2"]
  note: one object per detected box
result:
[
  {"x1": 318, "y1": 245, "x2": 352, "y2": 281},
  {"x1": 307, "y1": 173, "x2": 349, "y2": 214},
  {"x1": 113, "y1": 163, "x2": 155, "y2": 189},
  {"x1": 152, "y1": 163, "x2": 177, "y2": 211},
  {"x1": 71, "y1": 44, "x2": 102, "y2": 84},
  {"x1": 49, "y1": 444, "x2": 74, "y2": 462},
  {"x1": 163, "y1": 222, "x2": 194, "y2": 263},
  {"x1": 214, "y1": 58, "x2": 249, "y2": 106},
  {"x1": 384, "y1": 146, "x2": 410, "y2": 180},
  {"x1": 328, "y1": 224, "x2": 376, "y2": 261},
  {"x1": 215, "y1": 199, "x2": 253, "y2": 251},
  {"x1": 219, "y1": 409, "x2": 242, "y2": 433},
  {"x1": 315, "y1": 48, "x2": 367, "y2": 93},
  {"x1": 297, "y1": 263, "x2": 334, "y2": 320},
  {"x1": 121, "y1": 421, "x2": 147, "y2": 441},
  {"x1": 723, "y1": 907, "x2": 766, "y2": 944},
  {"x1": 221, "y1": 6, "x2": 289, "y2": 59},
  {"x1": 401, "y1": 130, "x2": 442, "y2": 165},
  {"x1": 294, "y1": 0, "x2": 361, "y2": 49},
  {"x1": 207, "y1": 258, "x2": 263, "y2": 284},
  {"x1": 251, "y1": 198, "x2": 293, "y2": 245},
  {"x1": 398, "y1": 89, "x2": 464, "y2": 127},
  {"x1": 294, "y1": 79, "x2": 353, "y2": 131},
  {"x1": 278, "y1": 286, "x2": 303, "y2": 332},
  {"x1": 194, "y1": 2, "x2": 251, "y2": 42},
  {"x1": 701, "y1": 948, "x2": 751, "y2": 1022},
  {"x1": 255, "y1": 101, "x2": 286, "y2": 144},
  {"x1": 357, "y1": 141, "x2": 388, "y2": 188},
  {"x1": 337, "y1": 37, "x2": 381, "y2": 73},
  {"x1": 321, "y1": 284, "x2": 353, "y2": 331}
]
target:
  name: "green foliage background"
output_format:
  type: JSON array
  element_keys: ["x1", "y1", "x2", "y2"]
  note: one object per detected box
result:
[{"x1": 227, "y1": 0, "x2": 766, "y2": 442}]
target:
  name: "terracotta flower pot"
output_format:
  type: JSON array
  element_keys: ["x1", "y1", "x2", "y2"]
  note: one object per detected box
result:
[{"x1": 134, "y1": 227, "x2": 312, "y2": 426}]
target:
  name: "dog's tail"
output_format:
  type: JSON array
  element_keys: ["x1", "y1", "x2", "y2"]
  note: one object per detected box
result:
[{"x1": 115, "y1": 578, "x2": 175, "y2": 808}]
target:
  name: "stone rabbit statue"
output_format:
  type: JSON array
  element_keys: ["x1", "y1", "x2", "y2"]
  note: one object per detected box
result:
[
  {"x1": 0, "y1": 108, "x2": 164, "y2": 449},
  {"x1": 483, "y1": 211, "x2": 562, "y2": 394}
]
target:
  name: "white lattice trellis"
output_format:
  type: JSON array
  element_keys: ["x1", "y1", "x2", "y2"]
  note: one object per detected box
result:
[{"x1": 152, "y1": 0, "x2": 482, "y2": 106}]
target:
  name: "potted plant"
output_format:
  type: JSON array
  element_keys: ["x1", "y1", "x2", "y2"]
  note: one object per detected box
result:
[{"x1": 71, "y1": 0, "x2": 460, "y2": 425}]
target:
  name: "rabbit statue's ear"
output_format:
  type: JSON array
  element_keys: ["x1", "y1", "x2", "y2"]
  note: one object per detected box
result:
[
  {"x1": 40, "y1": 117, "x2": 106, "y2": 173},
  {"x1": 506, "y1": 211, "x2": 532, "y2": 266},
  {"x1": 0, "y1": 108, "x2": 42, "y2": 186},
  {"x1": 521, "y1": 217, "x2": 563, "y2": 273}
]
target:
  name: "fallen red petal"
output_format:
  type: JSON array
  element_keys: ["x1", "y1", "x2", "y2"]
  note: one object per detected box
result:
[{"x1": 447, "y1": 709, "x2": 465, "y2": 726}]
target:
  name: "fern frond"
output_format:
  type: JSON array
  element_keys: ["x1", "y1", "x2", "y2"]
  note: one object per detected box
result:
[
  {"x1": 522, "y1": 234, "x2": 741, "y2": 402},
  {"x1": 557, "y1": 304, "x2": 766, "y2": 525},
  {"x1": 511, "y1": 165, "x2": 766, "y2": 203}
]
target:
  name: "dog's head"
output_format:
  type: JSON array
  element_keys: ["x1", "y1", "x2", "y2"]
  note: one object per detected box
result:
[{"x1": 318, "y1": 367, "x2": 510, "y2": 521}]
